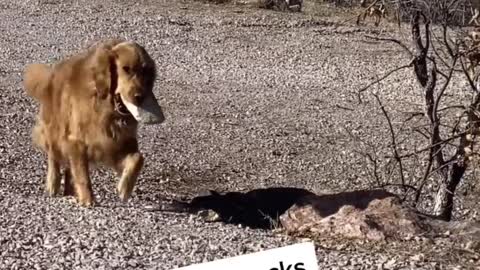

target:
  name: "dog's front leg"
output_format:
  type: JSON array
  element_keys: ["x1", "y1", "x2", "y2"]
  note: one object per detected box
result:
[
  {"x1": 46, "y1": 154, "x2": 61, "y2": 196},
  {"x1": 116, "y1": 152, "x2": 144, "y2": 202},
  {"x1": 68, "y1": 142, "x2": 94, "y2": 207}
]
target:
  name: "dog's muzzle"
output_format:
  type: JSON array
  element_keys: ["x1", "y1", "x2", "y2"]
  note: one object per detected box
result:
[{"x1": 119, "y1": 93, "x2": 165, "y2": 125}]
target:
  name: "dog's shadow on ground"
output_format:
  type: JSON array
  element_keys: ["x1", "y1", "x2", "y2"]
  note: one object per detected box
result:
[{"x1": 151, "y1": 187, "x2": 394, "y2": 230}]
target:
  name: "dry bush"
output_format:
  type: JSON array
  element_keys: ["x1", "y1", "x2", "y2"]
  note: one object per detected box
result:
[
  {"x1": 357, "y1": 2, "x2": 480, "y2": 221},
  {"x1": 258, "y1": 0, "x2": 303, "y2": 12},
  {"x1": 193, "y1": 0, "x2": 232, "y2": 4},
  {"x1": 357, "y1": 0, "x2": 477, "y2": 26},
  {"x1": 391, "y1": 0, "x2": 475, "y2": 26},
  {"x1": 323, "y1": 0, "x2": 476, "y2": 26},
  {"x1": 319, "y1": 0, "x2": 363, "y2": 7}
]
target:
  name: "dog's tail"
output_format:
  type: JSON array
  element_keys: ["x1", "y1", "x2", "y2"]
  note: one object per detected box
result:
[{"x1": 23, "y1": 63, "x2": 51, "y2": 102}]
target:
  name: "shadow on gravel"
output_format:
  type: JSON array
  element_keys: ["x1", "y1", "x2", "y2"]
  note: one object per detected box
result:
[{"x1": 147, "y1": 187, "x2": 394, "y2": 230}]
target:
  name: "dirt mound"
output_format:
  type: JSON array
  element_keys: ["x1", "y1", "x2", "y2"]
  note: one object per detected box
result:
[{"x1": 280, "y1": 189, "x2": 426, "y2": 241}]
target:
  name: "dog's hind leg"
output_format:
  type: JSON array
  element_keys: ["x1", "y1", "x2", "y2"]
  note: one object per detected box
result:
[
  {"x1": 46, "y1": 154, "x2": 61, "y2": 196},
  {"x1": 116, "y1": 152, "x2": 144, "y2": 202}
]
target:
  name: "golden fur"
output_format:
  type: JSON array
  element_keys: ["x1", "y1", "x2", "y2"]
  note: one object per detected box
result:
[{"x1": 24, "y1": 39, "x2": 164, "y2": 207}]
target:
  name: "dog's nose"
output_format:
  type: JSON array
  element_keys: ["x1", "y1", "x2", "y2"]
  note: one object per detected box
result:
[{"x1": 134, "y1": 93, "x2": 144, "y2": 105}]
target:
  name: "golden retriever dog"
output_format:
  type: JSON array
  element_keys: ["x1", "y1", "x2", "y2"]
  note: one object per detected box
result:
[{"x1": 23, "y1": 39, "x2": 165, "y2": 207}]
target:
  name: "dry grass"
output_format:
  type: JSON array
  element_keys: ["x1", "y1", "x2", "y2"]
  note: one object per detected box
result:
[{"x1": 193, "y1": 0, "x2": 232, "y2": 4}]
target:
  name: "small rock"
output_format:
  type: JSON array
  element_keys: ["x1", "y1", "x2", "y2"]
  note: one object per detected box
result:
[
  {"x1": 410, "y1": 253, "x2": 424, "y2": 262},
  {"x1": 384, "y1": 258, "x2": 397, "y2": 269},
  {"x1": 198, "y1": 210, "x2": 221, "y2": 222}
]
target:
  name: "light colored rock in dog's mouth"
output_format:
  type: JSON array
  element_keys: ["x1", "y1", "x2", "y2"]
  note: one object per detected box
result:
[{"x1": 114, "y1": 93, "x2": 165, "y2": 125}]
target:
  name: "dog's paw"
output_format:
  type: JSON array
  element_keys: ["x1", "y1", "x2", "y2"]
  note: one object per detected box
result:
[
  {"x1": 65, "y1": 196, "x2": 95, "y2": 208},
  {"x1": 117, "y1": 187, "x2": 131, "y2": 202},
  {"x1": 78, "y1": 198, "x2": 96, "y2": 208},
  {"x1": 117, "y1": 182, "x2": 133, "y2": 202},
  {"x1": 76, "y1": 194, "x2": 95, "y2": 207},
  {"x1": 45, "y1": 183, "x2": 60, "y2": 197}
]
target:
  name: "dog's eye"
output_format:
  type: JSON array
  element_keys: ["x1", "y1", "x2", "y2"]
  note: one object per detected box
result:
[{"x1": 123, "y1": 66, "x2": 131, "y2": 74}]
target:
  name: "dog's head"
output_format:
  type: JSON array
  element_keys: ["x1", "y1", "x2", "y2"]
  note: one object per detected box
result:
[{"x1": 91, "y1": 40, "x2": 165, "y2": 125}]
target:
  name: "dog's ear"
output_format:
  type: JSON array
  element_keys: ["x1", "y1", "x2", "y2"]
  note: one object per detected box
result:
[{"x1": 90, "y1": 45, "x2": 117, "y2": 99}]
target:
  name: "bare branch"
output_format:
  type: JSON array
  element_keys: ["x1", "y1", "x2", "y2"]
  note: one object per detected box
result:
[
  {"x1": 421, "y1": 59, "x2": 449, "y2": 173},
  {"x1": 395, "y1": 131, "x2": 466, "y2": 159},
  {"x1": 414, "y1": 127, "x2": 430, "y2": 139},
  {"x1": 468, "y1": 8, "x2": 480, "y2": 25},
  {"x1": 373, "y1": 93, "x2": 407, "y2": 192},
  {"x1": 364, "y1": 35, "x2": 413, "y2": 57},
  {"x1": 442, "y1": 23, "x2": 455, "y2": 58},
  {"x1": 365, "y1": 152, "x2": 383, "y2": 186},
  {"x1": 460, "y1": 55, "x2": 478, "y2": 91},
  {"x1": 433, "y1": 57, "x2": 458, "y2": 118},
  {"x1": 334, "y1": 104, "x2": 355, "y2": 111},
  {"x1": 415, "y1": 154, "x2": 456, "y2": 206},
  {"x1": 437, "y1": 105, "x2": 465, "y2": 113},
  {"x1": 381, "y1": 183, "x2": 418, "y2": 192},
  {"x1": 430, "y1": 38, "x2": 453, "y2": 70},
  {"x1": 357, "y1": 61, "x2": 414, "y2": 103},
  {"x1": 412, "y1": 12, "x2": 430, "y2": 87},
  {"x1": 451, "y1": 110, "x2": 467, "y2": 136},
  {"x1": 403, "y1": 111, "x2": 424, "y2": 122}
]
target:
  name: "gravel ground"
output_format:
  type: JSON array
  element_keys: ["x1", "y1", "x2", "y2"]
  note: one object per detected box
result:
[{"x1": 0, "y1": 0, "x2": 479, "y2": 269}]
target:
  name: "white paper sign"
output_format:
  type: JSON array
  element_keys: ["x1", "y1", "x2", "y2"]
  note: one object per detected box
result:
[{"x1": 175, "y1": 242, "x2": 318, "y2": 270}]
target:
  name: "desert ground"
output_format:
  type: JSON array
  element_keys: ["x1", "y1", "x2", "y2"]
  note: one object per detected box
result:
[{"x1": 0, "y1": 0, "x2": 479, "y2": 269}]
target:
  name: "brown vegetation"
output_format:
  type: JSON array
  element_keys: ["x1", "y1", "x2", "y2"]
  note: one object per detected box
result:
[{"x1": 356, "y1": 0, "x2": 388, "y2": 27}]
